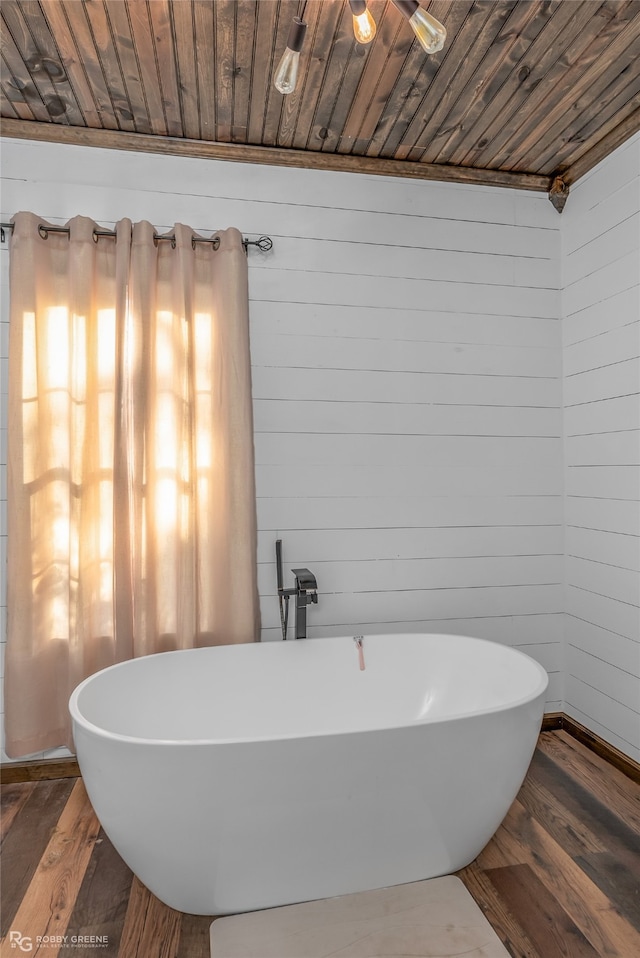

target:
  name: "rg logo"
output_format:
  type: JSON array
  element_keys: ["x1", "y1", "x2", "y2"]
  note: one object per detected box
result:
[{"x1": 9, "y1": 932, "x2": 33, "y2": 952}]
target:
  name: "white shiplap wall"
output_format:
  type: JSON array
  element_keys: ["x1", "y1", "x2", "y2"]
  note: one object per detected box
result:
[
  {"x1": 562, "y1": 132, "x2": 640, "y2": 763},
  {"x1": 0, "y1": 137, "x2": 564, "y2": 761}
]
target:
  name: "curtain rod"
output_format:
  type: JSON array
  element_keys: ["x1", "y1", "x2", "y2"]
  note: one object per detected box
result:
[{"x1": 0, "y1": 221, "x2": 273, "y2": 252}]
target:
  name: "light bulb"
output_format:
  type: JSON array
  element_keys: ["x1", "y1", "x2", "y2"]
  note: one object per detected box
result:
[
  {"x1": 349, "y1": 0, "x2": 377, "y2": 44},
  {"x1": 274, "y1": 48, "x2": 301, "y2": 94},
  {"x1": 393, "y1": 1, "x2": 446, "y2": 54},
  {"x1": 408, "y1": 6, "x2": 446, "y2": 53},
  {"x1": 274, "y1": 16, "x2": 307, "y2": 95}
]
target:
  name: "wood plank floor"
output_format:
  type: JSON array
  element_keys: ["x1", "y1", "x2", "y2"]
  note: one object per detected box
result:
[{"x1": 1, "y1": 730, "x2": 639, "y2": 958}]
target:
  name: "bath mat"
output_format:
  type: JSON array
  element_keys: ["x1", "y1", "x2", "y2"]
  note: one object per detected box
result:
[{"x1": 209, "y1": 875, "x2": 510, "y2": 957}]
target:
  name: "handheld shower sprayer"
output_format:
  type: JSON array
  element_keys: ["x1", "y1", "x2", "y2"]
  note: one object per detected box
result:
[{"x1": 275, "y1": 539, "x2": 289, "y2": 640}]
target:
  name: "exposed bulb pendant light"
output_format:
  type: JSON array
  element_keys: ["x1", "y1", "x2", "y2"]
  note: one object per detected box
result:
[
  {"x1": 392, "y1": 0, "x2": 446, "y2": 54},
  {"x1": 274, "y1": 16, "x2": 307, "y2": 94},
  {"x1": 349, "y1": 0, "x2": 377, "y2": 44},
  {"x1": 273, "y1": 1, "x2": 446, "y2": 95}
]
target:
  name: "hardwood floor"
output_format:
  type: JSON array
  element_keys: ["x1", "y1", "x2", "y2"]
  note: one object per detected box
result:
[{"x1": 1, "y1": 730, "x2": 639, "y2": 958}]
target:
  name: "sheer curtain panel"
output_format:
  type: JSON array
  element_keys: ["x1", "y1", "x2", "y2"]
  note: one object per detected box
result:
[{"x1": 5, "y1": 213, "x2": 260, "y2": 758}]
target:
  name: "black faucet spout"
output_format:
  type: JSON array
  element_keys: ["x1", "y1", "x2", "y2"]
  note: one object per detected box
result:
[{"x1": 291, "y1": 568, "x2": 317, "y2": 594}]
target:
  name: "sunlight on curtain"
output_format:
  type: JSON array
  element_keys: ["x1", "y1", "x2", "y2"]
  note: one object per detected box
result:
[{"x1": 5, "y1": 214, "x2": 260, "y2": 757}]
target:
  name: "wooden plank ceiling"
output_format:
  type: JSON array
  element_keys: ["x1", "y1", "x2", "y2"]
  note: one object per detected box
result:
[{"x1": 2, "y1": 0, "x2": 640, "y2": 203}]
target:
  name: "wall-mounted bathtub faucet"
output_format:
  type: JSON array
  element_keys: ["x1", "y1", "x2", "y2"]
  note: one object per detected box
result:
[{"x1": 275, "y1": 540, "x2": 318, "y2": 640}]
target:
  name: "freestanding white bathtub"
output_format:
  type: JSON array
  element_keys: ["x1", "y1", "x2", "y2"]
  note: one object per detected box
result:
[{"x1": 69, "y1": 633, "x2": 548, "y2": 915}]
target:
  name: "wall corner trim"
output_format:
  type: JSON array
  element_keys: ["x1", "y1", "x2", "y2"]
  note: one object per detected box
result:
[{"x1": 548, "y1": 175, "x2": 569, "y2": 213}]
